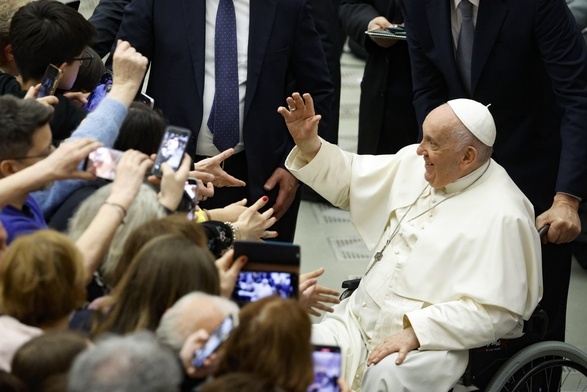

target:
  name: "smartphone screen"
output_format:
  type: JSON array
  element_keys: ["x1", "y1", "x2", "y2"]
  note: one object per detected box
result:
[
  {"x1": 184, "y1": 178, "x2": 198, "y2": 201},
  {"x1": 192, "y1": 315, "x2": 234, "y2": 368},
  {"x1": 83, "y1": 71, "x2": 113, "y2": 111},
  {"x1": 308, "y1": 345, "x2": 342, "y2": 392},
  {"x1": 37, "y1": 64, "x2": 62, "y2": 98},
  {"x1": 151, "y1": 126, "x2": 191, "y2": 177},
  {"x1": 83, "y1": 147, "x2": 124, "y2": 180},
  {"x1": 232, "y1": 271, "x2": 299, "y2": 306}
]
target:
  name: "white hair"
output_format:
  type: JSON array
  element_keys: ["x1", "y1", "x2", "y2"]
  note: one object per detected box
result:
[
  {"x1": 156, "y1": 292, "x2": 239, "y2": 352},
  {"x1": 67, "y1": 331, "x2": 181, "y2": 392}
]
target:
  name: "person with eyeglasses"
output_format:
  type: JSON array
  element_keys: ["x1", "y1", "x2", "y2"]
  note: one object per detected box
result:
[{"x1": 7, "y1": 0, "x2": 96, "y2": 141}]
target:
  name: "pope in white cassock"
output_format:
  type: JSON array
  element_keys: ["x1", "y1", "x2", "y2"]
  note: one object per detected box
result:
[{"x1": 278, "y1": 93, "x2": 542, "y2": 391}]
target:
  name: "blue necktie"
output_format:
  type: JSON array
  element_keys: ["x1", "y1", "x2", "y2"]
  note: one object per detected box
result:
[
  {"x1": 456, "y1": 0, "x2": 474, "y2": 95},
  {"x1": 208, "y1": 0, "x2": 239, "y2": 151}
]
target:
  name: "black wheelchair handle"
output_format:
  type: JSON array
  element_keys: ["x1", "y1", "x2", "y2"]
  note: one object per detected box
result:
[{"x1": 538, "y1": 224, "x2": 550, "y2": 240}]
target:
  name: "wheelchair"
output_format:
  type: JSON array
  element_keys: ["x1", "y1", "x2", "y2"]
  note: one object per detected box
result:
[{"x1": 340, "y1": 278, "x2": 587, "y2": 391}]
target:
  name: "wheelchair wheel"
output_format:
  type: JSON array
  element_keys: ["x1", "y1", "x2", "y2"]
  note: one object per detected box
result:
[{"x1": 485, "y1": 341, "x2": 587, "y2": 391}]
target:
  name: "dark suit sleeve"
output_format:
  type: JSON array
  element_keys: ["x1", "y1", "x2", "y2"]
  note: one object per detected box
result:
[
  {"x1": 89, "y1": 0, "x2": 132, "y2": 58},
  {"x1": 400, "y1": 0, "x2": 448, "y2": 127},
  {"x1": 535, "y1": 0, "x2": 587, "y2": 198},
  {"x1": 339, "y1": 0, "x2": 379, "y2": 48},
  {"x1": 112, "y1": 0, "x2": 155, "y2": 61},
  {"x1": 288, "y1": 0, "x2": 334, "y2": 162}
]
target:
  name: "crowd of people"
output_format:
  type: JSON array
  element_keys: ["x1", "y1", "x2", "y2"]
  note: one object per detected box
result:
[{"x1": 0, "y1": 0, "x2": 586, "y2": 390}]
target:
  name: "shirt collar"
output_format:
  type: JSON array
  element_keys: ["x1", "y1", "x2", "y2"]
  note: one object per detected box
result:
[
  {"x1": 453, "y1": 0, "x2": 480, "y2": 11},
  {"x1": 443, "y1": 159, "x2": 491, "y2": 194}
]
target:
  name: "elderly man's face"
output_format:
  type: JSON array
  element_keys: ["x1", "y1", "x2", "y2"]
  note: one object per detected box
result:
[{"x1": 416, "y1": 105, "x2": 467, "y2": 189}]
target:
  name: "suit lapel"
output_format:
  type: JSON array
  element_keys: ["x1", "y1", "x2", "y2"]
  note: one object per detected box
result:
[
  {"x1": 245, "y1": 0, "x2": 276, "y2": 119},
  {"x1": 472, "y1": 0, "x2": 508, "y2": 93},
  {"x1": 181, "y1": 0, "x2": 206, "y2": 100}
]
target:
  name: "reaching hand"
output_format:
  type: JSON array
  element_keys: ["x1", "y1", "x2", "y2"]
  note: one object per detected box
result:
[
  {"x1": 277, "y1": 92, "x2": 322, "y2": 161},
  {"x1": 193, "y1": 148, "x2": 246, "y2": 188},
  {"x1": 233, "y1": 196, "x2": 277, "y2": 240},
  {"x1": 263, "y1": 167, "x2": 299, "y2": 220},
  {"x1": 298, "y1": 267, "x2": 341, "y2": 316}
]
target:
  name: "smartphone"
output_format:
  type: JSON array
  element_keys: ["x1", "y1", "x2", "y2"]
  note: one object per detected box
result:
[
  {"x1": 192, "y1": 315, "x2": 234, "y2": 368},
  {"x1": 184, "y1": 178, "x2": 198, "y2": 201},
  {"x1": 83, "y1": 70, "x2": 113, "y2": 111},
  {"x1": 233, "y1": 241, "x2": 301, "y2": 266},
  {"x1": 151, "y1": 126, "x2": 191, "y2": 177},
  {"x1": 83, "y1": 147, "x2": 124, "y2": 180},
  {"x1": 308, "y1": 345, "x2": 342, "y2": 392},
  {"x1": 37, "y1": 64, "x2": 63, "y2": 98},
  {"x1": 136, "y1": 92, "x2": 155, "y2": 108},
  {"x1": 232, "y1": 270, "x2": 299, "y2": 306}
]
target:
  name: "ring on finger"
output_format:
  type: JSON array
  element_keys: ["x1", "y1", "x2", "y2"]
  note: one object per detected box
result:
[
  {"x1": 261, "y1": 231, "x2": 269, "y2": 239},
  {"x1": 288, "y1": 105, "x2": 297, "y2": 112}
]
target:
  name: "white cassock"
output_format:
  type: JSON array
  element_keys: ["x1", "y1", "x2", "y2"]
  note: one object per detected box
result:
[{"x1": 286, "y1": 141, "x2": 542, "y2": 391}]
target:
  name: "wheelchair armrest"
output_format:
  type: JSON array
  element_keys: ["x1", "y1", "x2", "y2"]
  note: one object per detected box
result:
[{"x1": 341, "y1": 278, "x2": 362, "y2": 290}]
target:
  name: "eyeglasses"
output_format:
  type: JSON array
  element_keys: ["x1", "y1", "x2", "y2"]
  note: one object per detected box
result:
[
  {"x1": 4, "y1": 145, "x2": 55, "y2": 161},
  {"x1": 4, "y1": 152, "x2": 52, "y2": 161},
  {"x1": 72, "y1": 50, "x2": 94, "y2": 67}
]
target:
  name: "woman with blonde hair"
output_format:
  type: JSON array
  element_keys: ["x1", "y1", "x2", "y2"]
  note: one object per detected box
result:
[{"x1": 0, "y1": 230, "x2": 86, "y2": 371}]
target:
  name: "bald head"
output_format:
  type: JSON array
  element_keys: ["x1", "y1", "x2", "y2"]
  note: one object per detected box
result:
[{"x1": 156, "y1": 292, "x2": 238, "y2": 352}]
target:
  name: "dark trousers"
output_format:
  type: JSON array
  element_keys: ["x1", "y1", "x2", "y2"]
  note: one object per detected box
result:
[{"x1": 195, "y1": 152, "x2": 301, "y2": 242}]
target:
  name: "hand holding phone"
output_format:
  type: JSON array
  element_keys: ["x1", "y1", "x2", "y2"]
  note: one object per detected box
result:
[
  {"x1": 152, "y1": 126, "x2": 192, "y2": 177},
  {"x1": 83, "y1": 147, "x2": 124, "y2": 180},
  {"x1": 37, "y1": 64, "x2": 63, "y2": 98},
  {"x1": 192, "y1": 315, "x2": 234, "y2": 368},
  {"x1": 83, "y1": 70, "x2": 113, "y2": 111}
]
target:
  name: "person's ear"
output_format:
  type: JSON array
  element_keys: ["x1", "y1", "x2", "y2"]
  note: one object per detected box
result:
[
  {"x1": 0, "y1": 159, "x2": 22, "y2": 177},
  {"x1": 3, "y1": 44, "x2": 13, "y2": 61},
  {"x1": 461, "y1": 145, "x2": 477, "y2": 168}
]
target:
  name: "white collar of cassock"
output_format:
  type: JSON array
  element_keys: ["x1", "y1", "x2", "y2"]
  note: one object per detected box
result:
[{"x1": 441, "y1": 159, "x2": 491, "y2": 195}]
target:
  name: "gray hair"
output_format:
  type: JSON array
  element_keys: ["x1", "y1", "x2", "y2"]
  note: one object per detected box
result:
[
  {"x1": 67, "y1": 183, "x2": 166, "y2": 287},
  {"x1": 67, "y1": 331, "x2": 182, "y2": 392},
  {"x1": 452, "y1": 125, "x2": 493, "y2": 164},
  {"x1": 156, "y1": 292, "x2": 239, "y2": 353}
]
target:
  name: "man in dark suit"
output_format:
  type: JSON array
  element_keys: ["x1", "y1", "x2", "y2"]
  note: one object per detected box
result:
[
  {"x1": 401, "y1": 0, "x2": 587, "y2": 342},
  {"x1": 339, "y1": 0, "x2": 418, "y2": 154},
  {"x1": 114, "y1": 0, "x2": 333, "y2": 242}
]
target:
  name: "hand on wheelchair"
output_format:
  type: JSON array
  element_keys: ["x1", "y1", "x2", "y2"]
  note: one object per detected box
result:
[
  {"x1": 367, "y1": 327, "x2": 420, "y2": 366},
  {"x1": 299, "y1": 267, "x2": 341, "y2": 317}
]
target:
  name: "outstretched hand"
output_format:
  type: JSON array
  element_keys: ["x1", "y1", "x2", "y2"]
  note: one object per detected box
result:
[
  {"x1": 193, "y1": 148, "x2": 246, "y2": 188},
  {"x1": 277, "y1": 92, "x2": 322, "y2": 161},
  {"x1": 298, "y1": 267, "x2": 341, "y2": 317}
]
